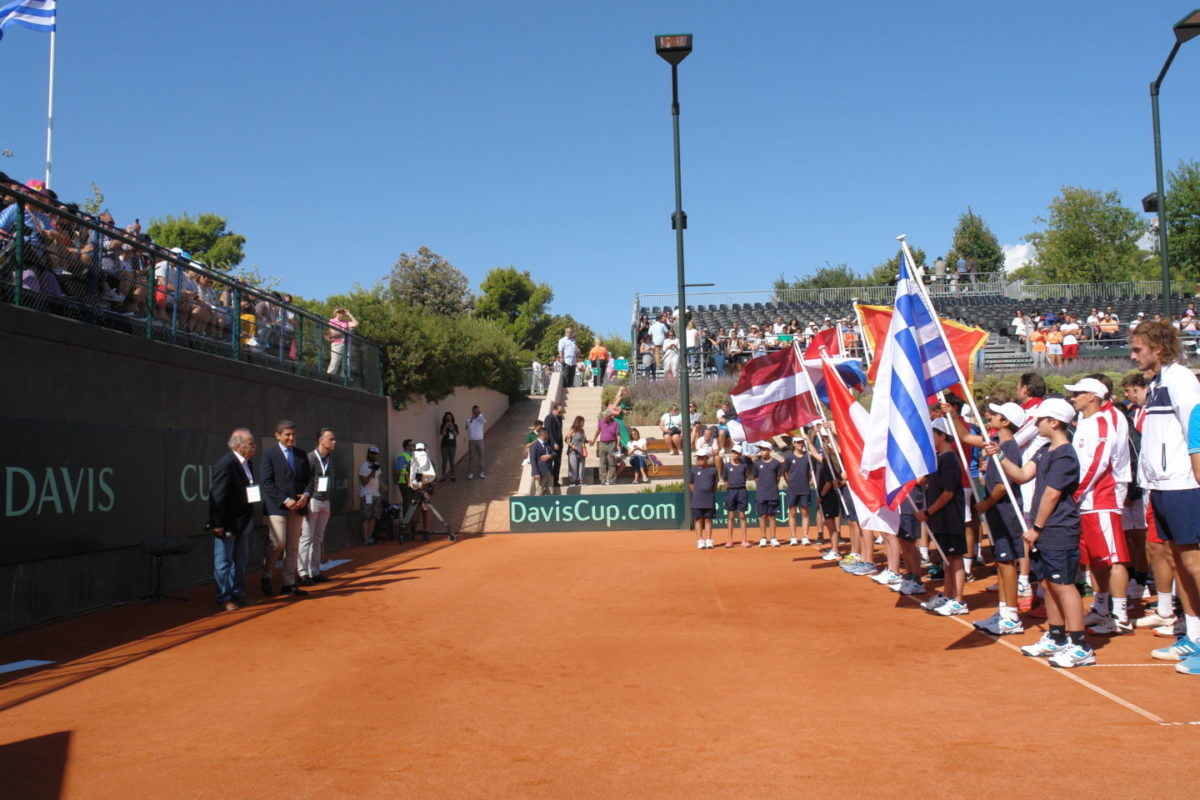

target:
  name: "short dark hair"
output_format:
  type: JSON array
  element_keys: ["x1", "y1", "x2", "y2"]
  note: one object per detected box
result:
[
  {"x1": 317, "y1": 427, "x2": 334, "y2": 439},
  {"x1": 1120, "y1": 371, "x2": 1147, "y2": 389},
  {"x1": 275, "y1": 419, "x2": 296, "y2": 434},
  {"x1": 1019, "y1": 373, "x2": 1046, "y2": 398},
  {"x1": 402, "y1": 438, "x2": 413, "y2": 449}
]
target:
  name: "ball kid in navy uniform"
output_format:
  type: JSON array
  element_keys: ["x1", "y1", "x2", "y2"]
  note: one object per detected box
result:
[
  {"x1": 722, "y1": 444, "x2": 751, "y2": 548},
  {"x1": 690, "y1": 447, "x2": 719, "y2": 550},
  {"x1": 753, "y1": 441, "x2": 783, "y2": 547},
  {"x1": 783, "y1": 429, "x2": 819, "y2": 546},
  {"x1": 915, "y1": 417, "x2": 968, "y2": 616}
]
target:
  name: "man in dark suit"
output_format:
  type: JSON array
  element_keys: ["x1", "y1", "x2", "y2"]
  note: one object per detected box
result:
[
  {"x1": 261, "y1": 419, "x2": 312, "y2": 597},
  {"x1": 543, "y1": 402, "x2": 565, "y2": 489},
  {"x1": 209, "y1": 427, "x2": 259, "y2": 611}
]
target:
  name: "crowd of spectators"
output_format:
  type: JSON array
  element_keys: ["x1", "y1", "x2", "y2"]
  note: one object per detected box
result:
[{"x1": 1008, "y1": 303, "x2": 1200, "y2": 368}]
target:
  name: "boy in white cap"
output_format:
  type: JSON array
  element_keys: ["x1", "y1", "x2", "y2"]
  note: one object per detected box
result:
[
  {"x1": 989, "y1": 398, "x2": 1092, "y2": 668},
  {"x1": 916, "y1": 418, "x2": 969, "y2": 616},
  {"x1": 753, "y1": 441, "x2": 783, "y2": 546},
  {"x1": 690, "y1": 447, "x2": 718, "y2": 549},
  {"x1": 973, "y1": 401, "x2": 1027, "y2": 634},
  {"x1": 721, "y1": 444, "x2": 751, "y2": 548},
  {"x1": 1065, "y1": 377, "x2": 1133, "y2": 635}
]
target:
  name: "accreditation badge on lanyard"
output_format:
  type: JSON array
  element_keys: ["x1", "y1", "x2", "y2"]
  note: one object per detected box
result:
[
  {"x1": 316, "y1": 453, "x2": 330, "y2": 494},
  {"x1": 242, "y1": 459, "x2": 262, "y2": 503}
]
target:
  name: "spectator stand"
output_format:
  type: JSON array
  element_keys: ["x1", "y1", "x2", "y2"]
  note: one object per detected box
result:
[{"x1": 0, "y1": 180, "x2": 385, "y2": 394}]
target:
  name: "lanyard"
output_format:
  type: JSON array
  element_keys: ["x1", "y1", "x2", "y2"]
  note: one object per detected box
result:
[
  {"x1": 315, "y1": 452, "x2": 329, "y2": 476},
  {"x1": 239, "y1": 457, "x2": 253, "y2": 483}
]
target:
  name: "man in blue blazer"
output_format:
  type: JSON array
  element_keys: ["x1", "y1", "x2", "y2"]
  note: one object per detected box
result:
[
  {"x1": 261, "y1": 419, "x2": 312, "y2": 596},
  {"x1": 209, "y1": 427, "x2": 260, "y2": 611}
]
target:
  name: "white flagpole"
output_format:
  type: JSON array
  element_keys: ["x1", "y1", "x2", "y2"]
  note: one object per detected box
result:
[
  {"x1": 44, "y1": 27, "x2": 56, "y2": 189},
  {"x1": 793, "y1": 340, "x2": 852, "y2": 518},
  {"x1": 896, "y1": 234, "x2": 1022, "y2": 516}
]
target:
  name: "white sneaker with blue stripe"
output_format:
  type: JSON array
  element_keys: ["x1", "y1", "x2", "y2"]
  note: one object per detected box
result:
[
  {"x1": 1151, "y1": 636, "x2": 1200, "y2": 662},
  {"x1": 1021, "y1": 632, "x2": 1069, "y2": 658}
]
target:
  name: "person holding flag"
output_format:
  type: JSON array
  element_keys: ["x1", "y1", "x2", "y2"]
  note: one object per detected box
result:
[
  {"x1": 972, "y1": 402, "x2": 1028, "y2": 635},
  {"x1": 915, "y1": 418, "x2": 969, "y2": 616},
  {"x1": 783, "y1": 431, "x2": 819, "y2": 546}
]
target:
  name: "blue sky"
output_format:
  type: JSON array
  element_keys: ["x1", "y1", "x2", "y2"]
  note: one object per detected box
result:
[{"x1": 2, "y1": 1, "x2": 1198, "y2": 335}]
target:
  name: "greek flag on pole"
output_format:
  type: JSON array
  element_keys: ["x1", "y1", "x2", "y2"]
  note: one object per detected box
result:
[
  {"x1": 0, "y1": 0, "x2": 55, "y2": 40},
  {"x1": 861, "y1": 257, "x2": 959, "y2": 505}
]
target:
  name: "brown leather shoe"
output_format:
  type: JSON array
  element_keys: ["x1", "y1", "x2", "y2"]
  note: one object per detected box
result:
[{"x1": 220, "y1": 601, "x2": 238, "y2": 612}]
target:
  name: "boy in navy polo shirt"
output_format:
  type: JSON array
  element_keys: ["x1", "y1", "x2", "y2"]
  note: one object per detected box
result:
[
  {"x1": 783, "y1": 431, "x2": 818, "y2": 546},
  {"x1": 973, "y1": 401, "x2": 1027, "y2": 635},
  {"x1": 721, "y1": 445, "x2": 751, "y2": 548},
  {"x1": 990, "y1": 397, "x2": 1091, "y2": 668},
  {"x1": 690, "y1": 448, "x2": 719, "y2": 550},
  {"x1": 753, "y1": 442, "x2": 783, "y2": 547},
  {"x1": 916, "y1": 418, "x2": 968, "y2": 616},
  {"x1": 818, "y1": 453, "x2": 846, "y2": 561}
]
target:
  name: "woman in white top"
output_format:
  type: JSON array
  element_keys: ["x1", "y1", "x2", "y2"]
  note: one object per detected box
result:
[
  {"x1": 662, "y1": 329, "x2": 680, "y2": 379},
  {"x1": 685, "y1": 319, "x2": 700, "y2": 373},
  {"x1": 660, "y1": 404, "x2": 683, "y2": 455},
  {"x1": 627, "y1": 428, "x2": 650, "y2": 483},
  {"x1": 1010, "y1": 310, "x2": 1028, "y2": 344}
]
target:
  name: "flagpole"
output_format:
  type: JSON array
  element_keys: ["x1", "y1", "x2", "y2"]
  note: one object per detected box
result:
[
  {"x1": 897, "y1": 234, "x2": 1022, "y2": 516},
  {"x1": 44, "y1": 27, "x2": 56, "y2": 190},
  {"x1": 793, "y1": 340, "x2": 852, "y2": 518},
  {"x1": 854, "y1": 303, "x2": 875, "y2": 366}
]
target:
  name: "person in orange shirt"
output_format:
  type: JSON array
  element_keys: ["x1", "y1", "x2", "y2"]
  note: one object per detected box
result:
[
  {"x1": 588, "y1": 338, "x2": 610, "y2": 387},
  {"x1": 1029, "y1": 326, "x2": 1048, "y2": 369},
  {"x1": 1045, "y1": 323, "x2": 1064, "y2": 367}
]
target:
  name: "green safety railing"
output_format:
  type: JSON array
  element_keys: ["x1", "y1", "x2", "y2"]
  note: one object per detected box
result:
[{"x1": 0, "y1": 181, "x2": 385, "y2": 395}]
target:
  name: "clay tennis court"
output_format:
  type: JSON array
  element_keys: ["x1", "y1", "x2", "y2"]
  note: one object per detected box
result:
[{"x1": 3, "y1": 530, "x2": 1198, "y2": 799}]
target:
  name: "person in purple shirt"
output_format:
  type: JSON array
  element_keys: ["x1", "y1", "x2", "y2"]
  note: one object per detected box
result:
[{"x1": 591, "y1": 408, "x2": 622, "y2": 485}]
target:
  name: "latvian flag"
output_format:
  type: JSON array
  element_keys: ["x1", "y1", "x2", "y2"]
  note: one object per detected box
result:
[{"x1": 730, "y1": 347, "x2": 822, "y2": 442}]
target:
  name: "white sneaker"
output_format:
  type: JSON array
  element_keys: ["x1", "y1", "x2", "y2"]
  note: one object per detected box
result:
[
  {"x1": 935, "y1": 599, "x2": 968, "y2": 616},
  {"x1": 789, "y1": 537, "x2": 799, "y2": 546},
  {"x1": 871, "y1": 569, "x2": 900, "y2": 585},
  {"x1": 800, "y1": 537, "x2": 812, "y2": 546},
  {"x1": 705, "y1": 539, "x2": 714, "y2": 549},
  {"x1": 1021, "y1": 632, "x2": 1069, "y2": 658},
  {"x1": 874, "y1": 535, "x2": 883, "y2": 545},
  {"x1": 1137, "y1": 611, "x2": 1177, "y2": 628},
  {"x1": 898, "y1": 579, "x2": 926, "y2": 595},
  {"x1": 1049, "y1": 643, "x2": 1096, "y2": 669},
  {"x1": 758, "y1": 538, "x2": 769, "y2": 548},
  {"x1": 973, "y1": 611, "x2": 1001, "y2": 631},
  {"x1": 769, "y1": 538, "x2": 781, "y2": 547},
  {"x1": 1083, "y1": 606, "x2": 1108, "y2": 627},
  {"x1": 480, "y1": 473, "x2": 486, "y2": 479},
  {"x1": 920, "y1": 592, "x2": 948, "y2": 611},
  {"x1": 467, "y1": 474, "x2": 474, "y2": 480},
  {"x1": 1088, "y1": 615, "x2": 1133, "y2": 636},
  {"x1": 697, "y1": 540, "x2": 706, "y2": 550},
  {"x1": 821, "y1": 549, "x2": 841, "y2": 561}
]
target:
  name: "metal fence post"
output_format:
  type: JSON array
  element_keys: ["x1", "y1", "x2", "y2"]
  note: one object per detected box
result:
[{"x1": 12, "y1": 198, "x2": 24, "y2": 307}]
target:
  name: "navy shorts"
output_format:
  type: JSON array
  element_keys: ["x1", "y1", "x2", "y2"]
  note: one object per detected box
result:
[
  {"x1": 1150, "y1": 488, "x2": 1200, "y2": 546},
  {"x1": 757, "y1": 498, "x2": 779, "y2": 518},
  {"x1": 931, "y1": 528, "x2": 967, "y2": 556},
  {"x1": 1031, "y1": 546, "x2": 1080, "y2": 585},
  {"x1": 991, "y1": 532, "x2": 1026, "y2": 563},
  {"x1": 786, "y1": 492, "x2": 810, "y2": 509},
  {"x1": 820, "y1": 493, "x2": 841, "y2": 518},
  {"x1": 725, "y1": 488, "x2": 748, "y2": 512},
  {"x1": 897, "y1": 514, "x2": 920, "y2": 541},
  {"x1": 692, "y1": 507, "x2": 714, "y2": 520}
]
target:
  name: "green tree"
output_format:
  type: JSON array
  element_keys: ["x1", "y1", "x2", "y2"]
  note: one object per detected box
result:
[
  {"x1": 475, "y1": 266, "x2": 554, "y2": 350},
  {"x1": 388, "y1": 246, "x2": 473, "y2": 317},
  {"x1": 946, "y1": 207, "x2": 1004, "y2": 276},
  {"x1": 865, "y1": 246, "x2": 927, "y2": 285},
  {"x1": 146, "y1": 212, "x2": 247, "y2": 269},
  {"x1": 82, "y1": 183, "x2": 106, "y2": 216},
  {"x1": 1166, "y1": 159, "x2": 1200, "y2": 280},
  {"x1": 536, "y1": 314, "x2": 596, "y2": 364},
  {"x1": 1024, "y1": 187, "x2": 1145, "y2": 283},
  {"x1": 600, "y1": 332, "x2": 632, "y2": 359},
  {"x1": 773, "y1": 263, "x2": 864, "y2": 295}
]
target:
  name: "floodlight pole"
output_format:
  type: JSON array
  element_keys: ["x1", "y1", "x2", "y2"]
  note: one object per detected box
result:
[{"x1": 1151, "y1": 43, "x2": 1179, "y2": 321}]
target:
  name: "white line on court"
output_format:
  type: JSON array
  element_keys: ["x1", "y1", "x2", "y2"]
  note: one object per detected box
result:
[
  {"x1": 937, "y1": 609, "x2": 1169, "y2": 725},
  {"x1": 1090, "y1": 663, "x2": 1175, "y2": 668},
  {"x1": 0, "y1": 659, "x2": 55, "y2": 675},
  {"x1": 320, "y1": 559, "x2": 351, "y2": 570}
]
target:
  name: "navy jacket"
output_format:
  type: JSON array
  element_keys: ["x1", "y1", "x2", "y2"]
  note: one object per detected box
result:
[{"x1": 261, "y1": 444, "x2": 312, "y2": 516}]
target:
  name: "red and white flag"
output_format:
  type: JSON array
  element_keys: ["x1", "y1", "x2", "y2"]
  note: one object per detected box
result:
[
  {"x1": 818, "y1": 351, "x2": 898, "y2": 511},
  {"x1": 730, "y1": 348, "x2": 821, "y2": 441},
  {"x1": 804, "y1": 326, "x2": 841, "y2": 359}
]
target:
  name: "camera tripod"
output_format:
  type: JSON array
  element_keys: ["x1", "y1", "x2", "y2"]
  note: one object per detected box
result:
[{"x1": 400, "y1": 485, "x2": 456, "y2": 542}]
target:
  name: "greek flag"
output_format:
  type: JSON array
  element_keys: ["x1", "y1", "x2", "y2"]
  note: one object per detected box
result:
[
  {"x1": 860, "y1": 256, "x2": 959, "y2": 505},
  {"x1": 0, "y1": 0, "x2": 55, "y2": 40}
]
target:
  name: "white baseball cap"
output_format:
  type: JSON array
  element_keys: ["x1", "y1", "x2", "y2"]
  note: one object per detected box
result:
[
  {"x1": 694, "y1": 445, "x2": 711, "y2": 458},
  {"x1": 1033, "y1": 397, "x2": 1076, "y2": 423},
  {"x1": 931, "y1": 417, "x2": 954, "y2": 437},
  {"x1": 987, "y1": 402, "x2": 1026, "y2": 428},
  {"x1": 1063, "y1": 377, "x2": 1109, "y2": 398},
  {"x1": 414, "y1": 442, "x2": 427, "y2": 451},
  {"x1": 756, "y1": 440, "x2": 773, "y2": 451},
  {"x1": 730, "y1": 443, "x2": 742, "y2": 454}
]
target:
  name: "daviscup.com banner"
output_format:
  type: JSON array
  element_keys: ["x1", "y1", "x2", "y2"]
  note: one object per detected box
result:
[{"x1": 508, "y1": 490, "x2": 815, "y2": 532}]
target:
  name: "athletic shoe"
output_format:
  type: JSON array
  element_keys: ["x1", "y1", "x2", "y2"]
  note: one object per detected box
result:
[
  {"x1": 973, "y1": 612, "x2": 1001, "y2": 631},
  {"x1": 1083, "y1": 606, "x2": 1108, "y2": 627},
  {"x1": 789, "y1": 537, "x2": 800, "y2": 546},
  {"x1": 985, "y1": 583, "x2": 999, "y2": 592},
  {"x1": 821, "y1": 549, "x2": 841, "y2": 561},
  {"x1": 1126, "y1": 580, "x2": 1143, "y2": 603},
  {"x1": 467, "y1": 474, "x2": 474, "y2": 480},
  {"x1": 935, "y1": 599, "x2": 968, "y2": 616},
  {"x1": 1049, "y1": 643, "x2": 1096, "y2": 669},
  {"x1": 704, "y1": 541, "x2": 715, "y2": 549},
  {"x1": 1154, "y1": 618, "x2": 1187, "y2": 638},
  {"x1": 1151, "y1": 636, "x2": 1200, "y2": 662},
  {"x1": 1088, "y1": 615, "x2": 1133, "y2": 636},
  {"x1": 920, "y1": 592, "x2": 949, "y2": 611},
  {"x1": 964, "y1": 573, "x2": 977, "y2": 583},
  {"x1": 976, "y1": 614, "x2": 1025, "y2": 635},
  {"x1": 758, "y1": 538, "x2": 769, "y2": 548},
  {"x1": 723, "y1": 541, "x2": 734, "y2": 549},
  {"x1": 741, "y1": 541, "x2": 752, "y2": 548},
  {"x1": 1017, "y1": 595, "x2": 1034, "y2": 612},
  {"x1": 1021, "y1": 632, "x2": 1070, "y2": 658},
  {"x1": 898, "y1": 579, "x2": 927, "y2": 596},
  {"x1": 769, "y1": 538, "x2": 781, "y2": 547},
  {"x1": 697, "y1": 540, "x2": 705, "y2": 550},
  {"x1": 870, "y1": 569, "x2": 899, "y2": 585},
  {"x1": 480, "y1": 473, "x2": 486, "y2": 479},
  {"x1": 1017, "y1": 583, "x2": 1033, "y2": 597},
  {"x1": 800, "y1": 537, "x2": 812, "y2": 546},
  {"x1": 1174, "y1": 651, "x2": 1200, "y2": 675},
  {"x1": 852, "y1": 561, "x2": 878, "y2": 576},
  {"x1": 1136, "y1": 611, "x2": 1176, "y2": 629},
  {"x1": 1027, "y1": 598, "x2": 1047, "y2": 619},
  {"x1": 874, "y1": 535, "x2": 883, "y2": 545}
]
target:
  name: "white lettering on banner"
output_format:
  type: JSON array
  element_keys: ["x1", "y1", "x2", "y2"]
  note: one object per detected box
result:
[
  {"x1": 3, "y1": 467, "x2": 115, "y2": 517},
  {"x1": 179, "y1": 464, "x2": 212, "y2": 503},
  {"x1": 510, "y1": 497, "x2": 679, "y2": 528}
]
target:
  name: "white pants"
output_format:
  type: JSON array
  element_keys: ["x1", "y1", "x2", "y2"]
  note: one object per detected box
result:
[
  {"x1": 299, "y1": 499, "x2": 331, "y2": 578},
  {"x1": 327, "y1": 340, "x2": 346, "y2": 375},
  {"x1": 265, "y1": 513, "x2": 304, "y2": 587}
]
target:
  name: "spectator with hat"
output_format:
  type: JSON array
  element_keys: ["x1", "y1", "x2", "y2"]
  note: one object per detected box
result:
[{"x1": 358, "y1": 444, "x2": 384, "y2": 546}]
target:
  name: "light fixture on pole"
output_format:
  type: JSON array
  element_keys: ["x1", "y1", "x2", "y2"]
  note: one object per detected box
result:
[
  {"x1": 655, "y1": 32, "x2": 694, "y2": 526},
  {"x1": 1149, "y1": 9, "x2": 1200, "y2": 320}
]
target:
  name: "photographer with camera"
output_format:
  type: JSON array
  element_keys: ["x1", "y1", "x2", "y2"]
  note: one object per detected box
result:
[
  {"x1": 358, "y1": 445, "x2": 384, "y2": 545},
  {"x1": 407, "y1": 442, "x2": 438, "y2": 537}
]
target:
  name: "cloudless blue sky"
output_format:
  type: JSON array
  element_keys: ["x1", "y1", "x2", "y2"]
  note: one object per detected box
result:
[{"x1": 3, "y1": 1, "x2": 1198, "y2": 335}]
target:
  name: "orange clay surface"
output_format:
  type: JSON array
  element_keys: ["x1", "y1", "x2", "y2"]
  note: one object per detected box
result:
[{"x1": 3, "y1": 531, "x2": 1200, "y2": 799}]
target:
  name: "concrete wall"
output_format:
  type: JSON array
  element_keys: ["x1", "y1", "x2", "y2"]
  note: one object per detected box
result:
[
  {"x1": 0, "y1": 305, "x2": 389, "y2": 631},
  {"x1": 386, "y1": 387, "x2": 510, "y2": 478}
]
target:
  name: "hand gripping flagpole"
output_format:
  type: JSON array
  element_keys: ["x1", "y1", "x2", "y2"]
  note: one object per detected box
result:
[
  {"x1": 896, "y1": 235, "x2": 1023, "y2": 518},
  {"x1": 793, "y1": 339, "x2": 852, "y2": 519}
]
